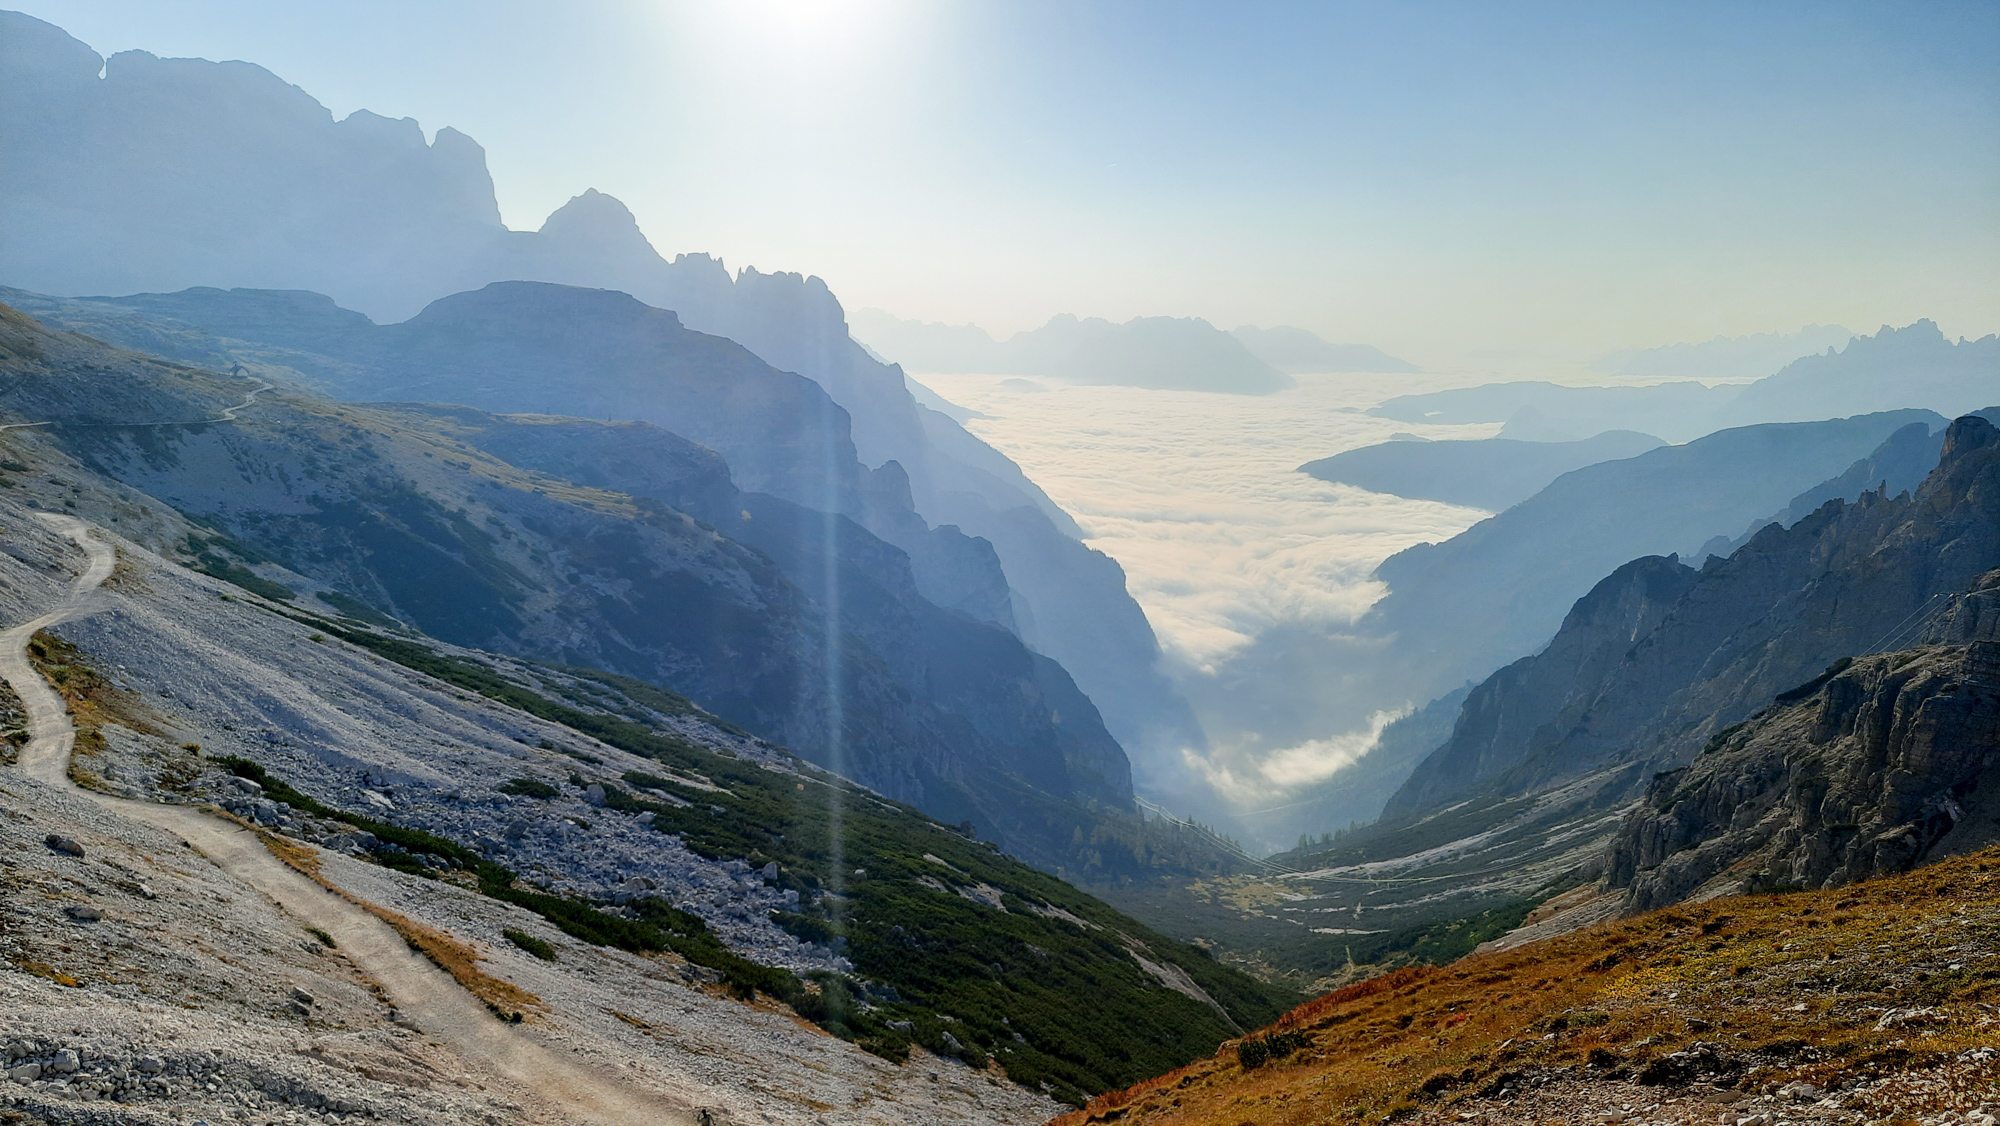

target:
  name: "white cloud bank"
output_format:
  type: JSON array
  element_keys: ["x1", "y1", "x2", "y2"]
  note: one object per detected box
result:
[
  {"x1": 1181, "y1": 707, "x2": 1410, "y2": 806},
  {"x1": 918, "y1": 371, "x2": 1495, "y2": 672},
  {"x1": 914, "y1": 369, "x2": 1506, "y2": 829}
]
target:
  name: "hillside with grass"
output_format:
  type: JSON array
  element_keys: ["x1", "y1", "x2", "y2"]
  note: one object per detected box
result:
[{"x1": 1054, "y1": 847, "x2": 2000, "y2": 1125}]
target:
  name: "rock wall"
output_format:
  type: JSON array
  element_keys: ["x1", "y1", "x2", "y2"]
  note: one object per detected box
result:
[{"x1": 1609, "y1": 620, "x2": 2000, "y2": 909}]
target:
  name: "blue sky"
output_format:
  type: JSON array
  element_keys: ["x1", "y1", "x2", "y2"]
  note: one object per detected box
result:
[{"x1": 15, "y1": 0, "x2": 1998, "y2": 362}]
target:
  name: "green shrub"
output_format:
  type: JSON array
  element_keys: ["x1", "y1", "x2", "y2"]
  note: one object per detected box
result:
[
  {"x1": 1238, "y1": 1028, "x2": 1312, "y2": 1069},
  {"x1": 502, "y1": 929, "x2": 558, "y2": 961},
  {"x1": 498, "y1": 778, "x2": 559, "y2": 799}
]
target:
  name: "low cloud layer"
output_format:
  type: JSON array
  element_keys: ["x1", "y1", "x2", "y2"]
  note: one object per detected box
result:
[
  {"x1": 1183, "y1": 707, "x2": 1409, "y2": 806},
  {"x1": 916, "y1": 371, "x2": 1497, "y2": 827},
  {"x1": 919, "y1": 372, "x2": 1492, "y2": 672}
]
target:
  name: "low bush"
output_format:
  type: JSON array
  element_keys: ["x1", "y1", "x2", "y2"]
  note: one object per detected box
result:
[{"x1": 502, "y1": 929, "x2": 558, "y2": 961}]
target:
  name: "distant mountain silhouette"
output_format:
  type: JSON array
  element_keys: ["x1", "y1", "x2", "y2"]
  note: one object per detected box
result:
[
  {"x1": 1720, "y1": 319, "x2": 2000, "y2": 425},
  {"x1": 853, "y1": 309, "x2": 1294, "y2": 394},
  {"x1": 0, "y1": 10, "x2": 1205, "y2": 773},
  {"x1": 1589, "y1": 324, "x2": 1855, "y2": 379},
  {"x1": 1372, "y1": 321, "x2": 1997, "y2": 442},
  {"x1": 1299, "y1": 430, "x2": 1665, "y2": 512},
  {"x1": 1231, "y1": 325, "x2": 1418, "y2": 374}
]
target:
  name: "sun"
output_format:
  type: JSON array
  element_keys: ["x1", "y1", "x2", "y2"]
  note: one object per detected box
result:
[{"x1": 700, "y1": 0, "x2": 907, "y2": 70}]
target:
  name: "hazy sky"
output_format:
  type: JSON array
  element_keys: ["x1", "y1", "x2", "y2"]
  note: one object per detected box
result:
[{"x1": 19, "y1": 0, "x2": 1999, "y2": 363}]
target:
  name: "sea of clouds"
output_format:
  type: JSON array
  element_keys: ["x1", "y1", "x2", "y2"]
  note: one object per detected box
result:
[{"x1": 917, "y1": 371, "x2": 1503, "y2": 812}]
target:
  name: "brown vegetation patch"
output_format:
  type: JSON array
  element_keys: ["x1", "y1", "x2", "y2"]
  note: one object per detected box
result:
[
  {"x1": 1051, "y1": 847, "x2": 2000, "y2": 1125},
  {"x1": 255, "y1": 829, "x2": 545, "y2": 1021},
  {"x1": 13, "y1": 957, "x2": 81, "y2": 988},
  {"x1": 30, "y1": 629, "x2": 165, "y2": 771}
]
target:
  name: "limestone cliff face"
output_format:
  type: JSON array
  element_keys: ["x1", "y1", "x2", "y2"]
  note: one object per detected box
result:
[{"x1": 1609, "y1": 612, "x2": 2000, "y2": 909}]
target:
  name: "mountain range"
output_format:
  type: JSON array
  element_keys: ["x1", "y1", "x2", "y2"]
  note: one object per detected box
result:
[
  {"x1": 1383, "y1": 413, "x2": 2000, "y2": 901},
  {"x1": 849, "y1": 310, "x2": 1297, "y2": 394},
  {"x1": 0, "y1": 296, "x2": 1147, "y2": 865},
  {"x1": 1588, "y1": 323, "x2": 1856, "y2": 379},
  {"x1": 0, "y1": 8, "x2": 1205, "y2": 782},
  {"x1": 1230, "y1": 325, "x2": 1419, "y2": 374},
  {"x1": 0, "y1": 294, "x2": 1306, "y2": 1108},
  {"x1": 1373, "y1": 319, "x2": 1998, "y2": 442}
]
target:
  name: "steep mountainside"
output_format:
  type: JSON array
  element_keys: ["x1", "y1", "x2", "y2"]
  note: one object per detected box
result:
[
  {"x1": 1385, "y1": 413, "x2": 2000, "y2": 833},
  {"x1": 1057, "y1": 848, "x2": 2000, "y2": 1126},
  {"x1": 1691, "y1": 419, "x2": 1953, "y2": 561},
  {"x1": 404, "y1": 406, "x2": 1133, "y2": 809},
  {"x1": 0, "y1": 490, "x2": 1288, "y2": 1115},
  {"x1": 1355, "y1": 410, "x2": 1942, "y2": 733},
  {"x1": 101, "y1": 282, "x2": 878, "y2": 518},
  {"x1": 1383, "y1": 555, "x2": 1701, "y2": 818},
  {"x1": 1609, "y1": 575, "x2": 2000, "y2": 910},
  {"x1": 0, "y1": 300, "x2": 1145, "y2": 871},
  {"x1": 1182, "y1": 413, "x2": 2000, "y2": 988},
  {"x1": 0, "y1": 12, "x2": 1204, "y2": 774},
  {"x1": 1299, "y1": 430, "x2": 1665, "y2": 512}
]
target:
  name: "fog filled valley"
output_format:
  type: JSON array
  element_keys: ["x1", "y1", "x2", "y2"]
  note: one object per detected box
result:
[{"x1": 2, "y1": 6, "x2": 1999, "y2": 1126}]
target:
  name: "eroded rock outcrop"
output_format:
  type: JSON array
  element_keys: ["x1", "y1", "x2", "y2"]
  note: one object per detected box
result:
[{"x1": 1610, "y1": 615, "x2": 2000, "y2": 909}]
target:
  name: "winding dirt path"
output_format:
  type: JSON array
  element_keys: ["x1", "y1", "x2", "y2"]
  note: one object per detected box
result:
[
  {"x1": 4, "y1": 514, "x2": 697, "y2": 1126},
  {"x1": 0, "y1": 374, "x2": 274, "y2": 434}
]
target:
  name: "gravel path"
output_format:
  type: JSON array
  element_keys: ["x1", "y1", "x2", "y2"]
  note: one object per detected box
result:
[{"x1": 3, "y1": 512, "x2": 700, "y2": 1125}]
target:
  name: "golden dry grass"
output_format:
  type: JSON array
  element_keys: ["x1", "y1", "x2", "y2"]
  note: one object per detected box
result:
[
  {"x1": 256, "y1": 829, "x2": 545, "y2": 1020},
  {"x1": 1052, "y1": 847, "x2": 2000, "y2": 1125},
  {"x1": 30, "y1": 628, "x2": 165, "y2": 769}
]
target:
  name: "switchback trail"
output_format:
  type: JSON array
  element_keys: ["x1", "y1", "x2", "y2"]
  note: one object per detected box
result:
[{"x1": 3, "y1": 513, "x2": 697, "y2": 1126}]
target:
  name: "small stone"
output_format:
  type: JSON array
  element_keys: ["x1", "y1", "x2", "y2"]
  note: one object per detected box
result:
[
  {"x1": 7, "y1": 1063, "x2": 40, "y2": 1083},
  {"x1": 136, "y1": 1057, "x2": 164, "y2": 1074},
  {"x1": 64, "y1": 904, "x2": 104, "y2": 922},
  {"x1": 1778, "y1": 1082, "x2": 1820, "y2": 1102},
  {"x1": 290, "y1": 987, "x2": 315, "y2": 1005},
  {"x1": 44, "y1": 835, "x2": 84, "y2": 858},
  {"x1": 584, "y1": 784, "x2": 607, "y2": 806},
  {"x1": 50, "y1": 1050, "x2": 79, "y2": 1074}
]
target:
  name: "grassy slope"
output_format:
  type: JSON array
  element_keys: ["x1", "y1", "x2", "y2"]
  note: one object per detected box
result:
[
  {"x1": 1056, "y1": 847, "x2": 2000, "y2": 1124},
  {"x1": 235, "y1": 604, "x2": 1295, "y2": 1105}
]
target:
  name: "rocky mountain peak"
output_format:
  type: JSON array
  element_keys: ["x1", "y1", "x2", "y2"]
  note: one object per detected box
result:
[
  {"x1": 537, "y1": 188, "x2": 655, "y2": 250},
  {"x1": 1941, "y1": 412, "x2": 1999, "y2": 462}
]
